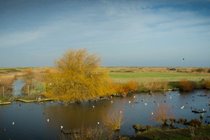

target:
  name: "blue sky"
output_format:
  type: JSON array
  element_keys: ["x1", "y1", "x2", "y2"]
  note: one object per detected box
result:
[{"x1": 0, "y1": 0, "x2": 210, "y2": 67}]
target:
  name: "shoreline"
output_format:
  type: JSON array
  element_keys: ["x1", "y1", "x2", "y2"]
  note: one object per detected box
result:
[{"x1": 0, "y1": 88, "x2": 209, "y2": 105}]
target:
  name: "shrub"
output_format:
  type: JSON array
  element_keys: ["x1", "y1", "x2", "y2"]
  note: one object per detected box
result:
[
  {"x1": 179, "y1": 80, "x2": 194, "y2": 92},
  {"x1": 45, "y1": 49, "x2": 113, "y2": 101}
]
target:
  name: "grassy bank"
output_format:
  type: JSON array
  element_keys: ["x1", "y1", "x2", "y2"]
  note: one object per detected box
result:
[
  {"x1": 132, "y1": 125, "x2": 210, "y2": 140},
  {"x1": 108, "y1": 67, "x2": 210, "y2": 93},
  {"x1": 0, "y1": 67, "x2": 210, "y2": 102}
]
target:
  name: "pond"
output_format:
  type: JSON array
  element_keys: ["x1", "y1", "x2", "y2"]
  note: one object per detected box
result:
[{"x1": 0, "y1": 90, "x2": 210, "y2": 140}]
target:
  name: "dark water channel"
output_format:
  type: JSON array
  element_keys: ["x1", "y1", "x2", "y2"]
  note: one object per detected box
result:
[{"x1": 0, "y1": 89, "x2": 210, "y2": 139}]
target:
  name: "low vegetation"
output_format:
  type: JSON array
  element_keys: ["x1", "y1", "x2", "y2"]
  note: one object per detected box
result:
[{"x1": 139, "y1": 81, "x2": 168, "y2": 92}]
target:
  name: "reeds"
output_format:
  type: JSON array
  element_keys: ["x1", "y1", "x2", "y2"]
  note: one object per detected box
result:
[
  {"x1": 154, "y1": 104, "x2": 173, "y2": 126},
  {"x1": 103, "y1": 111, "x2": 123, "y2": 131}
]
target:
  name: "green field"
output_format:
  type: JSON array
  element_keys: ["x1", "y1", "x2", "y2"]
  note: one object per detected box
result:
[
  {"x1": 109, "y1": 71, "x2": 210, "y2": 83},
  {"x1": 1, "y1": 67, "x2": 210, "y2": 83}
]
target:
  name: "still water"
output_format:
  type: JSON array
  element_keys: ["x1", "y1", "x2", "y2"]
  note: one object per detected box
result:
[
  {"x1": 0, "y1": 90, "x2": 210, "y2": 139},
  {"x1": 12, "y1": 79, "x2": 24, "y2": 96}
]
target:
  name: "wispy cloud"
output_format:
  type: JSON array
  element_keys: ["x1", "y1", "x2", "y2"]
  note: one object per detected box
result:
[
  {"x1": 0, "y1": 30, "x2": 42, "y2": 48},
  {"x1": 0, "y1": 21, "x2": 63, "y2": 48}
]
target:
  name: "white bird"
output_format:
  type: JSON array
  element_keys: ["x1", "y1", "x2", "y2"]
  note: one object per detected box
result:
[
  {"x1": 97, "y1": 122, "x2": 100, "y2": 125},
  {"x1": 47, "y1": 118, "x2": 50, "y2": 122},
  {"x1": 38, "y1": 97, "x2": 41, "y2": 101},
  {"x1": 203, "y1": 108, "x2": 205, "y2": 111},
  {"x1": 92, "y1": 105, "x2": 95, "y2": 109},
  {"x1": 128, "y1": 101, "x2": 131, "y2": 104},
  {"x1": 60, "y1": 125, "x2": 63, "y2": 129},
  {"x1": 151, "y1": 112, "x2": 154, "y2": 115},
  {"x1": 144, "y1": 103, "x2": 148, "y2": 106},
  {"x1": 180, "y1": 106, "x2": 185, "y2": 109},
  {"x1": 120, "y1": 110, "x2": 123, "y2": 114},
  {"x1": 111, "y1": 100, "x2": 113, "y2": 104},
  {"x1": 133, "y1": 96, "x2": 136, "y2": 99},
  {"x1": 12, "y1": 122, "x2": 15, "y2": 125}
]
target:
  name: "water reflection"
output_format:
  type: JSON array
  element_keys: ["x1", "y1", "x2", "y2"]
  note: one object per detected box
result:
[
  {"x1": 0, "y1": 90, "x2": 210, "y2": 139},
  {"x1": 43, "y1": 101, "x2": 114, "y2": 129}
]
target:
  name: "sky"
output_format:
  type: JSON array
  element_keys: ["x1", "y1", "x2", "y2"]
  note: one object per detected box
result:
[{"x1": 0, "y1": 0, "x2": 210, "y2": 67}]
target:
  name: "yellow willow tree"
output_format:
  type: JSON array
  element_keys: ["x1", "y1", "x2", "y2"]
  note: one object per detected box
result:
[{"x1": 45, "y1": 49, "x2": 113, "y2": 101}]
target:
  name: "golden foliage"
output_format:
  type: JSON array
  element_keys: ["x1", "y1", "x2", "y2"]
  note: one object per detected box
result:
[{"x1": 45, "y1": 49, "x2": 113, "y2": 101}]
